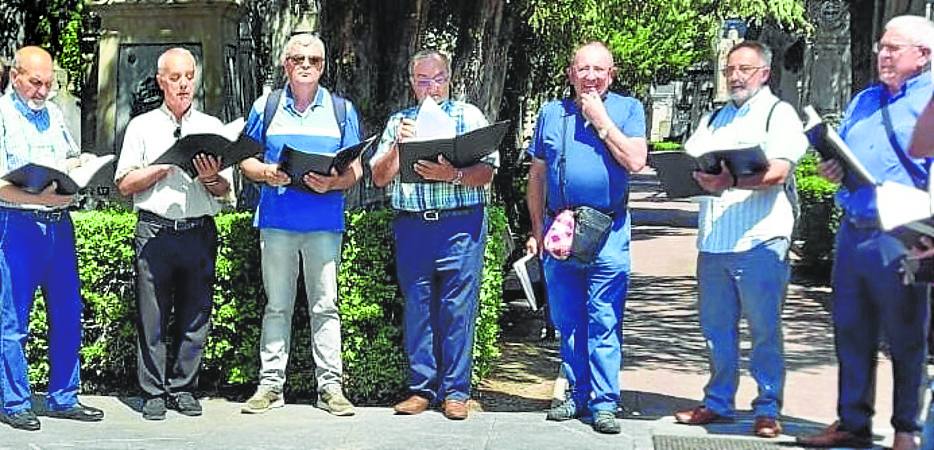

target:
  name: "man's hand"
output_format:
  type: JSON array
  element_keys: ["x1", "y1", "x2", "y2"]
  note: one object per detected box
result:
[
  {"x1": 818, "y1": 159, "x2": 844, "y2": 184},
  {"x1": 579, "y1": 92, "x2": 611, "y2": 130},
  {"x1": 526, "y1": 231, "x2": 543, "y2": 257},
  {"x1": 193, "y1": 153, "x2": 222, "y2": 182},
  {"x1": 35, "y1": 183, "x2": 74, "y2": 207},
  {"x1": 396, "y1": 118, "x2": 416, "y2": 142},
  {"x1": 414, "y1": 155, "x2": 458, "y2": 182},
  {"x1": 262, "y1": 163, "x2": 291, "y2": 186},
  {"x1": 911, "y1": 236, "x2": 934, "y2": 260},
  {"x1": 693, "y1": 161, "x2": 734, "y2": 193},
  {"x1": 302, "y1": 168, "x2": 340, "y2": 193}
]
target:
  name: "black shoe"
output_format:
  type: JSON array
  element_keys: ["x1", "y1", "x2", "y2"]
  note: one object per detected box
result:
[
  {"x1": 0, "y1": 409, "x2": 40, "y2": 431},
  {"x1": 167, "y1": 392, "x2": 202, "y2": 417},
  {"x1": 142, "y1": 397, "x2": 166, "y2": 421},
  {"x1": 43, "y1": 403, "x2": 104, "y2": 422}
]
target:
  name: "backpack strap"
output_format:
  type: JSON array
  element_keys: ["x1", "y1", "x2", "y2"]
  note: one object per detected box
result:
[{"x1": 261, "y1": 88, "x2": 283, "y2": 143}]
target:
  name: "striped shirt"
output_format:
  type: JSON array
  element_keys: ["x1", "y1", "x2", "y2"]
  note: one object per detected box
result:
[
  {"x1": 686, "y1": 87, "x2": 807, "y2": 253},
  {"x1": 371, "y1": 100, "x2": 499, "y2": 212},
  {"x1": 243, "y1": 85, "x2": 361, "y2": 232},
  {"x1": 0, "y1": 91, "x2": 80, "y2": 210}
]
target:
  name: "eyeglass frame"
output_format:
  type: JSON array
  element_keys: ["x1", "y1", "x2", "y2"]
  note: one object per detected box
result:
[
  {"x1": 872, "y1": 41, "x2": 926, "y2": 55},
  {"x1": 720, "y1": 65, "x2": 767, "y2": 77},
  {"x1": 412, "y1": 74, "x2": 450, "y2": 88},
  {"x1": 286, "y1": 54, "x2": 325, "y2": 67}
]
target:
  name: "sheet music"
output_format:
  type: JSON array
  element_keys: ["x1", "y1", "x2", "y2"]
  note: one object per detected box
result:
[{"x1": 412, "y1": 97, "x2": 456, "y2": 140}]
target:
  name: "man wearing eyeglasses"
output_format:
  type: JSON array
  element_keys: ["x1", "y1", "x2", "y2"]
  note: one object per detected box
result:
[
  {"x1": 0, "y1": 46, "x2": 105, "y2": 431},
  {"x1": 371, "y1": 49, "x2": 499, "y2": 421},
  {"x1": 671, "y1": 40, "x2": 807, "y2": 440},
  {"x1": 798, "y1": 16, "x2": 934, "y2": 450},
  {"x1": 525, "y1": 41, "x2": 647, "y2": 434},
  {"x1": 238, "y1": 33, "x2": 362, "y2": 417},
  {"x1": 116, "y1": 47, "x2": 232, "y2": 421}
]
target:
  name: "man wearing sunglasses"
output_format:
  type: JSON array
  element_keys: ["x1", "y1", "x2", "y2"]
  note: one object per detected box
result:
[
  {"x1": 371, "y1": 49, "x2": 499, "y2": 421},
  {"x1": 116, "y1": 47, "x2": 232, "y2": 421},
  {"x1": 672, "y1": 40, "x2": 807, "y2": 440},
  {"x1": 0, "y1": 46, "x2": 105, "y2": 431},
  {"x1": 239, "y1": 33, "x2": 362, "y2": 417},
  {"x1": 797, "y1": 16, "x2": 934, "y2": 450}
]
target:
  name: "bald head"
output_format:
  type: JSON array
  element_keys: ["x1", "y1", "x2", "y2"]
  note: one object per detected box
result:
[
  {"x1": 568, "y1": 41, "x2": 616, "y2": 98},
  {"x1": 11, "y1": 46, "x2": 54, "y2": 111},
  {"x1": 156, "y1": 48, "x2": 197, "y2": 119}
]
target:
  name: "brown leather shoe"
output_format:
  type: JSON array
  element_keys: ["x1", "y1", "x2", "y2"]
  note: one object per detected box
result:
[
  {"x1": 441, "y1": 399, "x2": 468, "y2": 420},
  {"x1": 673, "y1": 406, "x2": 728, "y2": 425},
  {"x1": 893, "y1": 431, "x2": 919, "y2": 450},
  {"x1": 796, "y1": 421, "x2": 873, "y2": 448},
  {"x1": 393, "y1": 395, "x2": 429, "y2": 415},
  {"x1": 753, "y1": 416, "x2": 782, "y2": 438}
]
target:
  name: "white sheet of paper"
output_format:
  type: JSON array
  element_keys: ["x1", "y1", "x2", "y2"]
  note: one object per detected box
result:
[
  {"x1": 512, "y1": 253, "x2": 538, "y2": 311},
  {"x1": 413, "y1": 97, "x2": 456, "y2": 140},
  {"x1": 68, "y1": 154, "x2": 115, "y2": 188},
  {"x1": 220, "y1": 117, "x2": 245, "y2": 141},
  {"x1": 875, "y1": 180, "x2": 933, "y2": 230}
]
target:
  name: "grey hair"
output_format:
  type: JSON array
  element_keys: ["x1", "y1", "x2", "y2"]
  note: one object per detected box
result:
[
  {"x1": 408, "y1": 49, "x2": 451, "y2": 79},
  {"x1": 281, "y1": 33, "x2": 326, "y2": 65},
  {"x1": 157, "y1": 48, "x2": 196, "y2": 74},
  {"x1": 727, "y1": 41, "x2": 773, "y2": 68},
  {"x1": 884, "y1": 15, "x2": 934, "y2": 52}
]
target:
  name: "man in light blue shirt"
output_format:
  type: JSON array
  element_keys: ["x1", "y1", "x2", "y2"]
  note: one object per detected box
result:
[{"x1": 799, "y1": 15, "x2": 934, "y2": 450}]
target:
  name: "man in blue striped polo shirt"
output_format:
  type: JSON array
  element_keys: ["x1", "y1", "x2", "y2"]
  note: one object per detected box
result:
[
  {"x1": 239, "y1": 33, "x2": 362, "y2": 417},
  {"x1": 674, "y1": 41, "x2": 807, "y2": 439},
  {"x1": 371, "y1": 49, "x2": 499, "y2": 421}
]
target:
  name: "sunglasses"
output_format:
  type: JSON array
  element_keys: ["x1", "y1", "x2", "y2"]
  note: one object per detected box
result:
[{"x1": 287, "y1": 55, "x2": 324, "y2": 66}]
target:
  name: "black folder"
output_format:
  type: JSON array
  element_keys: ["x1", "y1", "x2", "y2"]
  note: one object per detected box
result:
[
  {"x1": 648, "y1": 151, "x2": 709, "y2": 198},
  {"x1": 890, "y1": 217, "x2": 934, "y2": 249},
  {"x1": 803, "y1": 105, "x2": 877, "y2": 190},
  {"x1": 2, "y1": 154, "x2": 115, "y2": 195},
  {"x1": 397, "y1": 120, "x2": 510, "y2": 183},
  {"x1": 278, "y1": 135, "x2": 377, "y2": 189},
  {"x1": 695, "y1": 146, "x2": 769, "y2": 177},
  {"x1": 152, "y1": 133, "x2": 262, "y2": 177}
]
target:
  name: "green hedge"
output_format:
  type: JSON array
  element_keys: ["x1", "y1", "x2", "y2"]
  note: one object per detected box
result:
[
  {"x1": 25, "y1": 207, "x2": 507, "y2": 403},
  {"x1": 794, "y1": 153, "x2": 840, "y2": 278}
]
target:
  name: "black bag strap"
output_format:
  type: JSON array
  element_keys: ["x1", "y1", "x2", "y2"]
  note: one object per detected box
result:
[{"x1": 880, "y1": 92, "x2": 929, "y2": 189}]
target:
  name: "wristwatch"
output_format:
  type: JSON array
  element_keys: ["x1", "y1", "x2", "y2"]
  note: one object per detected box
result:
[{"x1": 451, "y1": 169, "x2": 464, "y2": 185}]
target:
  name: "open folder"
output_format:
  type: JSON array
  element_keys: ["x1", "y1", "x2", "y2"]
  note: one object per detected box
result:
[
  {"x1": 512, "y1": 253, "x2": 545, "y2": 311},
  {"x1": 278, "y1": 135, "x2": 377, "y2": 189},
  {"x1": 649, "y1": 151, "x2": 710, "y2": 199},
  {"x1": 397, "y1": 120, "x2": 510, "y2": 183},
  {"x1": 2, "y1": 154, "x2": 115, "y2": 195},
  {"x1": 803, "y1": 106, "x2": 876, "y2": 190},
  {"x1": 153, "y1": 133, "x2": 262, "y2": 178}
]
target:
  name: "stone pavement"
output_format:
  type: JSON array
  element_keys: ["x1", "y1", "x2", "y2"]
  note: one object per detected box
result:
[{"x1": 0, "y1": 169, "x2": 914, "y2": 449}]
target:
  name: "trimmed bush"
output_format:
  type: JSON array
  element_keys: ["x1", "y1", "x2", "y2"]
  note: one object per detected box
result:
[
  {"x1": 26, "y1": 207, "x2": 507, "y2": 403},
  {"x1": 794, "y1": 153, "x2": 840, "y2": 278}
]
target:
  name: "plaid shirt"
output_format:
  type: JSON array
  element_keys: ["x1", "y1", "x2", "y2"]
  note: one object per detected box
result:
[
  {"x1": 0, "y1": 91, "x2": 80, "y2": 210},
  {"x1": 372, "y1": 100, "x2": 499, "y2": 211}
]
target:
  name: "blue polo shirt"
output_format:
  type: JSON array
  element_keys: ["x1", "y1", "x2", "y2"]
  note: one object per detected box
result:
[
  {"x1": 837, "y1": 71, "x2": 933, "y2": 221},
  {"x1": 527, "y1": 92, "x2": 645, "y2": 215},
  {"x1": 243, "y1": 85, "x2": 361, "y2": 232}
]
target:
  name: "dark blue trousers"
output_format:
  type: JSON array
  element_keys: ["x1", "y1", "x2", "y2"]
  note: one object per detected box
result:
[
  {"x1": 0, "y1": 209, "x2": 82, "y2": 414},
  {"x1": 394, "y1": 207, "x2": 486, "y2": 403},
  {"x1": 832, "y1": 221, "x2": 929, "y2": 435}
]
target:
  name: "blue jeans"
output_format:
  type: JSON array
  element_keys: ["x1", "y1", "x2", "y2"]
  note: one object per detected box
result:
[
  {"x1": 0, "y1": 209, "x2": 82, "y2": 414},
  {"x1": 697, "y1": 238, "x2": 790, "y2": 419},
  {"x1": 544, "y1": 212, "x2": 630, "y2": 415},
  {"x1": 394, "y1": 207, "x2": 486, "y2": 403},
  {"x1": 832, "y1": 221, "x2": 928, "y2": 435}
]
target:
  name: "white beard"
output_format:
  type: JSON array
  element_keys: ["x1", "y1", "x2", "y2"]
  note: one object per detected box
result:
[{"x1": 25, "y1": 98, "x2": 45, "y2": 111}]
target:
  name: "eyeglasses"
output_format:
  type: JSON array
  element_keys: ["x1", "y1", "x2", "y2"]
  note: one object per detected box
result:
[
  {"x1": 573, "y1": 65, "x2": 611, "y2": 77},
  {"x1": 287, "y1": 54, "x2": 324, "y2": 66},
  {"x1": 873, "y1": 41, "x2": 924, "y2": 55},
  {"x1": 413, "y1": 75, "x2": 449, "y2": 88},
  {"x1": 720, "y1": 65, "x2": 766, "y2": 77}
]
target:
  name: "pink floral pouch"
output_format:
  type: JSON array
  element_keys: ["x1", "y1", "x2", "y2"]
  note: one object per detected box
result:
[{"x1": 543, "y1": 209, "x2": 575, "y2": 260}]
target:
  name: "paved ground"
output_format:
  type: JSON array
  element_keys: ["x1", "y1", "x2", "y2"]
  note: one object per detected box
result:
[{"x1": 1, "y1": 169, "x2": 914, "y2": 449}]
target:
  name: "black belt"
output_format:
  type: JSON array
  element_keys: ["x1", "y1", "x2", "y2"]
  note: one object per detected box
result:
[
  {"x1": 0, "y1": 206, "x2": 69, "y2": 222},
  {"x1": 138, "y1": 210, "x2": 208, "y2": 231},
  {"x1": 396, "y1": 206, "x2": 480, "y2": 222}
]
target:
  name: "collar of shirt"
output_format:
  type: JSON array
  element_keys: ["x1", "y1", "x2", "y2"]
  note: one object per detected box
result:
[
  {"x1": 711, "y1": 86, "x2": 775, "y2": 128},
  {"x1": 10, "y1": 90, "x2": 50, "y2": 130},
  {"x1": 283, "y1": 84, "x2": 327, "y2": 117},
  {"x1": 881, "y1": 70, "x2": 931, "y2": 103},
  {"x1": 158, "y1": 102, "x2": 192, "y2": 128}
]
